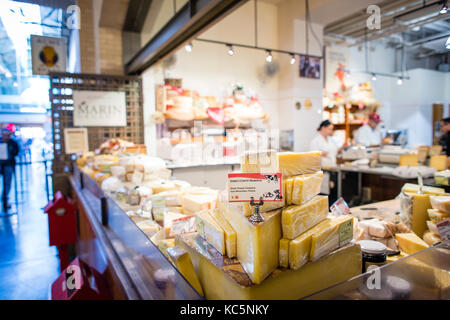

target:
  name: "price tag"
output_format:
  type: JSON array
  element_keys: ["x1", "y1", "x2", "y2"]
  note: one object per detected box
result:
[
  {"x1": 339, "y1": 219, "x2": 353, "y2": 246},
  {"x1": 170, "y1": 215, "x2": 196, "y2": 237},
  {"x1": 437, "y1": 220, "x2": 450, "y2": 240},
  {"x1": 227, "y1": 173, "x2": 282, "y2": 203}
]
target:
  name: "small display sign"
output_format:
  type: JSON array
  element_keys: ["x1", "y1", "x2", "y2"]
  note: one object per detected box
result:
[
  {"x1": 227, "y1": 173, "x2": 282, "y2": 203},
  {"x1": 64, "y1": 128, "x2": 89, "y2": 154}
]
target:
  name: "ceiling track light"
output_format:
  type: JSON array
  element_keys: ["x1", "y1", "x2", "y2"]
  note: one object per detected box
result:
[
  {"x1": 290, "y1": 54, "x2": 296, "y2": 65},
  {"x1": 440, "y1": 2, "x2": 448, "y2": 14},
  {"x1": 266, "y1": 50, "x2": 273, "y2": 63},
  {"x1": 227, "y1": 44, "x2": 234, "y2": 56},
  {"x1": 372, "y1": 73, "x2": 377, "y2": 81},
  {"x1": 185, "y1": 42, "x2": 193, "y2": 52},
  {"x1": 397, "y1": 77, "x2": 403, "y2": 85}
]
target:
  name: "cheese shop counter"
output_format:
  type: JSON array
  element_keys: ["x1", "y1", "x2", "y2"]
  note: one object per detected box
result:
[{"x1": 323, "y1": 164, "x2": 436, "y2": 204}]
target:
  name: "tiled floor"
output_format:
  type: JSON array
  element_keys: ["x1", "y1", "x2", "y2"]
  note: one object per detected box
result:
[{"x1": 0, "y1": 163, "x2": 59, "y2": 300}]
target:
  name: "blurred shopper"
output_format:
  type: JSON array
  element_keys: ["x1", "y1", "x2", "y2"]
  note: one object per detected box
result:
[
  {"x1": 310, "y1": 120, "x2": 349, "y2": 167},
  {"x1": 438, "y1": 117, "x2": 450, "y2": 156},
  {"x1": 354, "y1": 113, "x2": 383, "y2": 147},
  {"x1": 0, "y1": 128, "x2": 19, "y2": 211}
]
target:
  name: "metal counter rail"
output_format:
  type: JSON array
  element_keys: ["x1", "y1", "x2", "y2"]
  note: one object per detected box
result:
[{"x1": 71, "y1": 167, "x2": 203, "y2": 300}]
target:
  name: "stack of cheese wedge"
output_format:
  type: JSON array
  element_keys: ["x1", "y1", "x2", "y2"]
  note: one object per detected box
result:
[
  {"x1": 168, "y1": 151, "x2": 362, "y2": 299},
  {"x1": 422, "y1": 195, "x2": 449, "y2": 246}
]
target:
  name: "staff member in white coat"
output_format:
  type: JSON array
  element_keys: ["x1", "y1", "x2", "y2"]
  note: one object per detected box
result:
[
  {"x1": 310, "y1": 120, "x2": 349, "y2": 167},
  {"x1": 355, "y1": 113, "x2": 382, "y2": 147}
]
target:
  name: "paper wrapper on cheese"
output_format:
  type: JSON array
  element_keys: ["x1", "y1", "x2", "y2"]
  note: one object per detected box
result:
[
  {"x1": 222, "y1": 199, "x2": 282, "y2": 285},
  {"x1": 277, "y1": 151, "x2": 321, "y2": 177},
  {"x1": 429, "y1": 195, "x2": 450, "y2": 214},
  {"x1": 399, "y1": 192, "x2": 431, "y2": 237},
  {"x1": 291, "y1": 171, "x2": 323, "y2": 205},
  {"x1": 309, "y1": 215, "x2": 354, "y2": 261},
  {"x1": 282, "y1": 195, "x2": 329, "y2": 240}
]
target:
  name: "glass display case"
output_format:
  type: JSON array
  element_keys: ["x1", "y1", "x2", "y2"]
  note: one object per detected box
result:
[{"x1": 304, "y1": 240, "x2": 450, "y2": 300}]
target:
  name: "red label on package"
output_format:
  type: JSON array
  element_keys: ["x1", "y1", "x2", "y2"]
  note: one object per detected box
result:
[{"x1": 227, "y1": 173, "x2": 283, "y2": 203}]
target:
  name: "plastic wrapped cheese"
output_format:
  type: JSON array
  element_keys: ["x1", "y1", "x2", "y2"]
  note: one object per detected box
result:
[
  {"x1": 110, "y1": 165, "x2": 126, "y2": 180},
  {"x1": 401, "y1": 183, "x2": 446, "y2": 196},
  {"x1": 291, "y1": 171, "x2": 323, "y2": 205},
  {"x1": 282, "y1": 195, "x2": 329, "y2": 240},
  {"x1": 277, "y1": 151, "x2": 321, "y2": 177},
  {"x1": 195, "y1": 210, "x2": 226, "y2": 255},
  {"x1": 429, "y1": 195, "x2": 450, "y2": 214},
  {"x1": 310, "y1": 215, "x2": 354, "y2": 261},
  {"x1": 241, "y1": 150, "x2": 278, "y2": 173}
]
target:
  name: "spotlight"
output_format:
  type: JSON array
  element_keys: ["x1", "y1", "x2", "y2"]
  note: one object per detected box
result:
[
  {"x1": 185, "y1": 42, "x2": 193, "y2": 52},
  {"x1": 266, "y1": 50, "x2": 273, "y2": 63},
  {"x1": 397, "y1": 78, "x2": 403, "y2": 85},
  {"x1": 440, "y1": 3, "x2": 448, "y2": 14},
  {"x1": 290, "y1": 54, "x2": 296, "y2": 65},
  {"x1": 372, "y1": 73, "x2": 377, "y2": 81},
  {"x1": 227, "y1": 45, "x2": 234, "y2": 56}
]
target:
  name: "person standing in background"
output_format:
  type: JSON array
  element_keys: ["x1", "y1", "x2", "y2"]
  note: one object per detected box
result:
[
  {"x1": 0, "y1": 128, "x2": 19, "y2": 212},
  {"x1": 438, "y1": 117, "x2": 450, "y2": 156},
  {"x1": 310, "y1": 120, "x2": 349, "y2": 167},
  {"x1": 354, "y1": 113, "x2": 383, "y2": 147}
]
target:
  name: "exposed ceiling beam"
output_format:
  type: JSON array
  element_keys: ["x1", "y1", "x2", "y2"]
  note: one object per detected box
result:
[{"x1": 123, "y1": 0, "x2": 152, "y2": 32}]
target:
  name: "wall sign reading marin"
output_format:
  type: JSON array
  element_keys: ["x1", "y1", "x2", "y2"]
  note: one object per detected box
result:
[{"x1": 73, "y1": 90, "x2": 127, "y2": 127}]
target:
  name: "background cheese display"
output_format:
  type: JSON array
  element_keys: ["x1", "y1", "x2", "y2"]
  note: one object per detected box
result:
[
  {"x1": 401, "y1": 183, "x2": 446, "y2": 196},
  {"x1": 178, "y1": 233, "x2": 361, "y2": 300},
  {"x1": 399, "y1": 154, "x2": 419, "y2": 167},
  {"x1": 282, "y1": 195, "x2": 329, "y2": 240},
  {"x1": 429, "y1": 155, "x2": 448, "y2": 171}
]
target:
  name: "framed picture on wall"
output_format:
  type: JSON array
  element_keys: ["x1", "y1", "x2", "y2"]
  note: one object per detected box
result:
[{"x1": 299, "y1": 55, "x2": 321, "y2": 79}]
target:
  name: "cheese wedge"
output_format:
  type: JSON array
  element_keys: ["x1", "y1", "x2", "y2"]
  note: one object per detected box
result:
[
  {"x1": 399, "y1": 154, "x2": 419, "y2": 167},
  {"x1": 401, "y1": 183, "x2": 446, "y2": 195},
  {"x1": 279, "y1": 239, "x2": 290, "y2": 268},
  {"x1": 195, "y1": 210, "x2": 226, "y2": 255},
  {"x1": 167, "y1": 246, "x2": 204, "y2": 296},
  {"x1": 429, "y1": 155, "x2": 448, "y2": 171},
  {"x1": 209, "y1": 208, "x2": 237, "y2": 258},
  {"x1": 395, "y1": 232, "x2": 429, "y2": 254},
  {"x1": 222, "y1": 201, "x2": 282, "y2": 284},
  {"x1": 427, "y1": 208, "x2": 450, "y2": 224},
  {"x1": 182, "y1": 194, "x2": 217, "y2": 214},
  {"x1": 422, "y1": 231, "x2": 441, "y2": 246},
  {"x1": 285, "y1": 177, "x2": 295, "y2": 206},
  {"x1": 241, "y1": 150, "x2": 278, "y2": 173},
  {"x1": 282, "y1": 195, "x2": 329, "y2": 240},
  {"x1": 310, "y1": 215, "x2": 354, "y2": 261},
  {"x1": 410, "y1": 193, "x2": 432, "y2": 237},
  {"x1": 429, "y1": 195, "x2": 450, "y2": 214},
  {"x1": 277, "y1": 151, "x2": 322, "y2": 177},
  {"x1": 291, "y1": 171, "x2": 323, "y2": 205}
]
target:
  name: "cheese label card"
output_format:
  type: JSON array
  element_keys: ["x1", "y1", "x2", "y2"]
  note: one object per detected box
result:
[
  {"x1": 437, "y1": 220, "x2": 450, "y2": 240},
  {"x1": 227, "y1": 173, "x2": 282, "y2": 203},
  {"x1": 339, "y1": 218, "x2": 354, "y2": 246}
]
